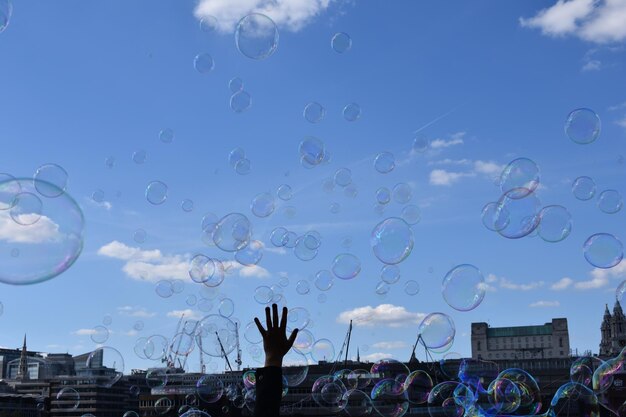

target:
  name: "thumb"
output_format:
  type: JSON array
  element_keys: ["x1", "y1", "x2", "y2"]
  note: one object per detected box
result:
[{"x1": 286, "y1": 328, "x2": 299, "y2": 349}]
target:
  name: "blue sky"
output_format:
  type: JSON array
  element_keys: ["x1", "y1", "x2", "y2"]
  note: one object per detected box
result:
[{"x1": 0, "y1": 0, "x2": 625, "y2": 372}]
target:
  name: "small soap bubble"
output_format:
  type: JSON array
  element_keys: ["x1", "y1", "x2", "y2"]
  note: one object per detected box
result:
[
  {"x1": 538, "y1": 205, "x2": 572, "y2": 243},
  {"x1": 405, "y1": 280, "x2": 420, "y2": 295},
  {"x1": 374, "y1": 152, "x2": 395, "y2": 174},
  {"x1": 572, "y1": 176, "x2": 596, "y2": 201},
  {"x1": 105, "y1": 156, "x2": 116, "y2": 169},
  {"x1": 230, "y1": 91, "x2": 252, "y2": 113},
  {"x1": 33, "y1": 164, "x2": 69, "y2": 198},
  {"x1": 332, "y1": 253, "x2": 361, "y2": 280},
  {"x1": 304, "y1": 102, "x2": 326, "y2": 124},
  {"x1": 331, "y1": 32, "x2": 352, "y2": 53},
  {"x1": 376, "y1": 187, "x2": 391, "y2": 205},
  {"x1": 133, "y1": 228, "x2": 147, "y2": 243},
  {"x1": 277, "y1": 184, "x2": 293, "y2": 201},
  {"x1": 381, "y1": 265, "x2": 401, "y2": 284},
  {"x1": 235, "y1": 13, "x2": 279, "y2": 60},
  {"x1": 598, "y1": 190, "x2": 623, "y2": 214},
  {"x1": 565, "y1": 108, "x2": 601, "y2": 144},
  {"x1": 371, "y1": 217, "x2": 414, "y2": 265},
  {"x1": 235, "y1": 158, "x2": 252, "y2": 175},
  {"x1": 229, "y1": 77, "x2": 244, "y2": 93},
  {"x1": 159, "y1": 128, "x2": 174, "y2": 144},
  {"x1": 251, "y1": 192, "x2": 275, "y2": 218},
  {"x1": 392, "y1": 183, "x2": 412, "y2": 204},
  {"x1": 199, "y1": 15, "x2": 218, "y2": 32},
  {"x1": 441, "y1": 264, "x2": 486, "y2": 311},
  {"x1": 334, "y1": 168, "x2": 352, "y2": 187},
  {"x1": 194, "y1": 53, "x2": 215, "y2": 74},
  {"x1": 92, "y1": 189, "x2": 105, "y2": 203},
  {"x1": 145, "y1": 181, "x2": 168, "y2": 205},
  {"x1": 329, "y1": 203, "x2": 341, "y2": 214},
  {"x1": 401, "y1": 205, "x2": 421, "y2": 225},
  {"x1": 181, "y1": 199, "x2": 194, "y2": 212},
  {"x1": 343, "y1": 103, "x2": 361, "y2": 122},
  {"x1": 583, "y1": 233, "x2": 623, "y2": 269},
  {"x1": 132, "y1": 150, "x2": 147, "y2": 165}
]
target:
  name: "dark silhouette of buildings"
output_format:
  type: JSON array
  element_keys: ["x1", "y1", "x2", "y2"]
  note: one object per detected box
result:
[{"x1": 599, "y1": 300, "x2": 626, "y2": 356}]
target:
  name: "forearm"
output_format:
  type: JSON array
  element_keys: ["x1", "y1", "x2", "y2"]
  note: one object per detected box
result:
[{"x1": 254, "y1": 366, "x2": 283, "y2": 417}]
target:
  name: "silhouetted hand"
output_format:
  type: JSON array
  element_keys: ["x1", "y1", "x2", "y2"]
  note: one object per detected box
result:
[{"x1": 254, "y1": 303, "x2": 298, "y2": 367}]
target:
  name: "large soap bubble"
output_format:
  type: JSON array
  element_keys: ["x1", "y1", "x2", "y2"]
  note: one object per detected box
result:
[
  {"x1": 0, "y1": 0, "x2": 12, "y2": 33},
  {"x1": 235, "y1": 14, "x2": 279, "y2": 60},
  {"x1": 371, "y1": 217, "x2": 414, "y2": 265},
  {"x1": 583, "y1": 233, "x2": 623, "y2": 269},
  {"x1": 495, "y1": 188, "x2": 541, "y2": 239},
  {"x1": 195, "y1": 314, "x2": 238, "y2": 357},
  {"x1": 442, "y1": 264, "x2": 486, "y2": 312},
  {"x1": 538, "y1": 205, "x2": 572, "y2": 243},
  {"x1": 0, "y1": 178, "x2": 84, "y2": 285},
  {"x1": 418, "y1": 313, "x2": 455, "y2": 349},
  {"x1": 212, "y1": 213, "x2": 252, "y2": 252},
  {"x1": 499, "y1": 158, "x2": 540, "y2": 198}
]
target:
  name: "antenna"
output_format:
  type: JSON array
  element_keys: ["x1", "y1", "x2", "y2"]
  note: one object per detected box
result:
[
  {"x1": 235, "y1": 322, "x2": 242, "y2": 371},
  {"x1": 216, "y1": 332, "x2": 233, "y2": 372}
]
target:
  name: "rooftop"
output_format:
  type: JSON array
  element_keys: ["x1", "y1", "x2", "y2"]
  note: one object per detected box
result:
[{"x1": 487, "y1": 323, "x2": 553, "y2": 338}]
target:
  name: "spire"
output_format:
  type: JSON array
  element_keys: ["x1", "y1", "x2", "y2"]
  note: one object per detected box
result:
[
  {"x1": 615, "y1": 300, "x2": 624, "y2": 317},
  {"x1": 356, "y1": 347, "x2": 360, "y2": 363},
  {"x1": 16, "y1": 334, "x2": 29, "y2": 381}
]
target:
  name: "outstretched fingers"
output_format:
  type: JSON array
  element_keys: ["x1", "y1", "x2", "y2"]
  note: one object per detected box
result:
[
  {"x1": 272, "y1": 303, "x2": 279, "y2": 329},
  {"x1": 265, "y1": 306, "x2": 272, "y2": 330},
  {"x1": 254, "y1": 317, "x2": 267, "y2": 337},
  {"x1": 287, "y1": 328, "x2": 299, "y2": 349},
  {"x1": 280, "y1": 306, "x2": 288, "y2": 332}
]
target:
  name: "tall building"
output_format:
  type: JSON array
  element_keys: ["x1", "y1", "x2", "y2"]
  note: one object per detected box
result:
[
  {"x1": 599, "y1": 300, "x2": 626, "y2": 357},
  {"x1": 471, "y1": 318, "x2": 570, "y2": 360},
  {"x1": 15, "y1": 335, "x2": 29, "y2": 381}
]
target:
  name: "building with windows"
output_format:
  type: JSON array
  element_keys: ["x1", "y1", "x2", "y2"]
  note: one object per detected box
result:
[
  {"x1": 471, "y1": 318, "x2": 570, "y2": 360},
  {"x1": 599, "y1": 300, "x2": 626, "y2": 357}
]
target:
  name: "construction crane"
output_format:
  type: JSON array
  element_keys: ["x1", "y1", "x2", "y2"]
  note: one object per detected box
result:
[
  {"x1": 198, "y1": 336, "x2": 206, "y2": 374},
  {"x1": 335, "y1": 320, "x2": 353, "y2": 366},
  {"x1": 235, "y1": 322, "x2": 242, "y2": 371},
  {"x1": 216, "y1": 331, "x2": 233, "y2": 372},
  {"x1": 162, "y1": 314, "x2": 185, "y2": 368}
]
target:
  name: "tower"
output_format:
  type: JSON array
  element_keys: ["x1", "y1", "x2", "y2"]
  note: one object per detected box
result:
[
  {"x1": 612, "y1": 300, "x2": 626, "y2": 354},
  {"x1": 16, "y1": 335, "x2": 29, "y2": 381},
  {"x1": 600, "y1": 304, "x2": 612, "y2": 356}
]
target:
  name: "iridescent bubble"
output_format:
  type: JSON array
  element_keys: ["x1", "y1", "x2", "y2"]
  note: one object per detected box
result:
[
  {"x1": 145, "y1": 181, "x2": 168, "y2": 205},
  {"x1": 131, "y1": 150, "x2": 147, "y2": 165},
  {"x1": 155, "y1": 280, "x2": 174, "y2": 298},
  {"x1": 572, "y1": 176, "x2": 596, "y2": 201},
  {"x1": 90, "y1": 325, "x2": 109, "y2": 344},
  {"x1": 277, "y1": 184, "x2": 293, "y2": 201},
  {"x1": 170, "y1": 332, "x2": 195, "y2": 356},
  {"x1": 495, "y1": 188, "x2": 541, "y2": 239},
  {"x1": 86, "y1": 347, "x2": 124, "y2": 387},
  {"x1": 133, "y1": 228, "x2": 147, "y2": 243},
  {"x1": 538, "y1": 205, "x2": 572, "y2": 243},
  {"x1": 481, "y1": 202, "x2": 510, "y2": 232},
  {"x1": 332, "y1": 253, "x2": 361, "y2": 280},
  {"x1": 331, "y1": 32, "x2": 352, "y2": 53},
  {"x1": 375, "y1": 281, "x2": 390, "y2": 295},
  {"x1": 219, "y1": 298, "x2": 235, "y2": 318},
  {"x1": 583, "y1": 233, "x2": 623, "y2": 269},
  {"x1": 418, "y1": 313, "x2": 455, "y2": 349},
  {"x1": 235, "y1": 13, "x2": 278, "y2": 60},
  {"x1": 288, "y1": 307, "x2": 311, "y2": 330},
  {"x1": 230, "y1": 91, "x2": 252, "y2": 113},
  {"x1": 565, "y1": 108, "x2": 601, "y2": 145},
  {"x1": 229, "y1": 147, "x2": 246, "y2": 168},
  {"x1": 159, "y1": 128, "x2": 174, "y2": 143},
  {"x1": 315, "y1": 270, "x2": 334, "y2": 291},
  {"x1": 56, "y1": 387, "x2": 80, "y2": 410},
  {"x1": 401, "y1": 205, "x2": 421, "y2": 225},
  {"x1": 33, "y1": 163, "x2": 68, "y2": 198},
  {"x1": 294, "y1": 236, "x2": 318, "y2": 261},
  {"x1": 343, "y1": 103, "x2": 361, "y2": 122},
  {"x1": 299, "y1": 136, "x2": 325, "y2": 167},
  {"x1": 499, "y1": 158, "x2": 540, "y2": 198},
  {"x1": 283, "y1": 350, "x2": 309, "y2": 387},
  {"x1": 293, "y1": 329, "x2": 314, "y2": 354},
  {"x1": 598, "y1": 190, "x2": 623, "y2": 214},
  {"x1": 212, "y1": 213, "x2": 252, "y2": 252},
  {"x1": 312, "y1": 339, "x2": 336, "y2": 362},
  {"x1": 235, "y1": 240, "x2": 264, "y2": 266},
  {"x1": 199, "y1": 15, "x2": 218, "y2": 32},
  {"x1": 251, "y1": 192, "x2": 275, "y2": 218},
  {"x1": 194, "y1": 53, "x2": 214, "y2": 74},
  {"x1": 442, "y1": 264, "x2": 486, "y2": 312},
  {"x1": 370, "y1": 378, "x2": 409, "y2": 417},
  {"x1": 197, "y1": 374, "x2": 225, "y2": 403},
  {"x1": 0, "y1": 178, "x2": 84, "y2": 285},
  {"x1": 254, "y1": 286, "x2": 273, "y2": 304},
  {"x1": 303, "y1": 231, "x2": 321, "y2": 250},
  {"x1": 270, "y1": 227, "x2": 288, "y2": 247},
  {"x1": 304, "y1": 102, "x2": 326, "y2": 124},
  {"x1": 195, "y1": 315, "x2": 238, "y2": 357},
  {"x1": 0, "y1": 0, "x2": 12, "y2": 33},
  {"x1": 392, "y1": 183, "x2": 412, "y2": 204},
  {"x1": 550, "y1": 382, "x2": 599, "y2": 417},
  {"x1": 381, "y1": 265, "x2": 401, "y2": 284},
  {"x1": 371, "y1": 217, "x2": 414, "y2": 265},
  {"x1": 235, "y1": 158, "x2": 252, "y2": 175},
  {"x1": 282, "y1": 231, "x2": 298, "y2": 247},
  {"x1": 405, "y1": 371, "x2": 433, "y2": 405},
  {"x1": 374, "y1": 152, "x2": 395, "y2": 174},
  {"x1": 334, "y1": 168, "x2": 352, "y2": 187},
  {"x1": 376, "y1": 187, "x2": 391, "y2": 205},
  {"x1": 296, "y1": 280, "x2": 310, "y2": 295},
  {"x1": 312, "y1": 376, "x2": 348, "y2": 412}
]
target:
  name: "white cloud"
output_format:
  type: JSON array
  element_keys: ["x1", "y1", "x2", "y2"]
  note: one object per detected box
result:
[
  {"x1": 0, "y1": 211, "x2": 62, "y2": 244},
  {"x1": 99, "y1": 241, "x2": 271, "y2": 283},
  {"x1": 485, "y1": 273, "x2": 498, "y2": 283},
  {"x1": 499, "y1": 277, "x2": 544, "y2": 291},
  {"x1": 117, "y1": 306, "x2": 157, "y2": 318},
  {"x1": 361, "y1": 352, "x2": 394, "y2": 362},
  {"x1": 551, "y1": 277, "x2": 574, "y2": 290},
  {"x1": 582, "y1": 59, "x2": 602, "y2": 71},
  {"x1": 72, "y1": 329, "x2": 97, "y2": 336},
  {"x1": 124, "y1": 330, "x2": 139, "y2": 337},
  {"x1": 337, "y1": 304, "x2": 426, "y2": 328},
  {"x1": 617, "y1": 115, "x2": 626, "y2": 128},
  {"x1": 194, "y1": 0, "x2": 335, "y2": 33},
  {"x1": 84, "y1": 197, "x2": 112, "y2": 211},
  {"x1": 428, "y1": 158, "x2": 473, "y2": 167},
  {"x1": 520, "y1": 0, "x2": 626, "y2": 43},
  {"x1": 429, "y1": 169, "x2": 475, "y2": 186},
  {"x1": 371, "y1": 341, "x2": 408, "y2": 350},
  {"x1": 608, "y1": 101, "x2": 626, "y2": 111},
  {"x1": 167, "y1": 309, "x2": 202, "y2": 320},
  {"x1": 430, "y1": 132, "x2": 465, "y2": 149},
  {"x1": 530, "y1": 300, "x2": 561, "y2": 308},
  {"x1": 473, "y1": 161, "x2": 505, "y2": 177}
]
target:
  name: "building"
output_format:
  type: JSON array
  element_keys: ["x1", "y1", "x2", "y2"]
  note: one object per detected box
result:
[
  {"x1": 471, "y1": 318, "x2": 570, "y2": 360},
  {"x1": 599, "y1": 300, "x2": 626, "y2": 357}
]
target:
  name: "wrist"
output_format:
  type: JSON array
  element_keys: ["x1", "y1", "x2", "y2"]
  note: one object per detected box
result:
[{"x1": 265, "y1": 357, "x2": 283, "y2": 367}]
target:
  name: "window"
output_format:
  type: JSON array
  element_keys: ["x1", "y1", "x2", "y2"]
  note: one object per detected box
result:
[
  {"x1": 559, "y1": 337, "x2": 563, "y2": 348},
  {"x1": 477, "y1": 341, "x2": 481, "y2": 351},
  {"x1": 560, "y1": 351, "x2": 564, "y2": 355}
]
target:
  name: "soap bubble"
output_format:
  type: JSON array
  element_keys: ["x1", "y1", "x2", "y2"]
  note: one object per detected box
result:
[
  {"x1": 381, "y1": 265, "x2": 401, "y2": 284},
  {"x1": 235, "y1": 158, "x2": 252, "y2": 175},
  {"x1": 270, "y1": 227, "x2": 288, "y2": 247},
  {"x1": 572, "y1": 176, "x2": 596, "y2": 201},
  {"x1": 195, "y1": 315, "x2": 238, "y2": 357},
  {"x1": 194, "y1": 53, "x2": 214, "y2": 74},
  {"x1": 538, "y1": 205, "x2": 572, "y2": 243},
  {"x1": 145, "y1": 181, "x2": 168, "y2": 205},
  {"x1": 133, "y1": 228, "x2": 147, "y2": 244},
  {"x1": 442, "y1": 264, "x2": 485, "y2": 312},
  {"x1": 376, "y1": 187, "x2": 391, "y2": 205},
  {"x1": 312, "y1": 339, "x2": 336, "y2": 362},
  {"x1": 254, "y1": 286, "x2": 273, "y2": 304},
  {"x1": 235, "y1": 14, "x2": 278, "y2": 60},
  {"x1": 495, "y1": 188, "x2": 541, "y2": 239},
  {"x1": 312, "y1": 376, "x2": 347, "y2": 412},
  {"x1": 299, "y1": 136, "x2": 326, "y2": 166},
  {"x1": 0, "y1": 0, "x2": 11, "y2": 33},
  {"x1": 219, "y1": 298, "x2": 235, "y2": 318},
  {"x1": 481, "y1": 202, "x2": 510, "y2": 232},
  {"x1": 583, "y1": 233, "x2": 623, "y2": 269},
  {"x1": 330, "y1": 203, "x2": 341, "y2": 214},
  {"x1": 334, "y1": 168, "x2": 352, "y2": 187},
  {"x1": 371, "y1": 217, "x2": 414, "y2": 265},
  {"x1": 251, "y1": 192, "x2": 275, "y2": 218},
  {"x1": 404, "y1": 370, "x2": 433, "y2": 405},
  {"x1": 565, "y1": 108, "x2": 601, "y2": 145},
  {"x1": 229, "y1": 77, "x2": 244, "y2": 93},
  {"x1": 212, "y1": 213, "x2": 252, "y2": 252},
  {"x1": 375, "y1": 281, "x2": 390, "y2": 295},
  {"x1": 235, "y1": 240, "x2": 264, "y2": 266},
  {"x1": 283, "y1": 350, "x2": 309, "y2": 387},
  {"x1": 0, "y1": 178, "x2": 84, "y2": 285},
  {"x1": 293, "y1": 329, "x2": 314, "y2": 354},
  {"x1": 499, "y1": 158, "x2": 540, "y2": 198},
  {"x1": 374, "y1": 152, "x2": 395, "y2": 174},
  {"x1": 405, "y1": 280, "x2": 419, "y2": 295},
  {"x1": 550, "y1": 382, "x2": 599, "y2": 417},
  {"x1": 296, "y1": 280, "x2": 310, "y2": 295},
  {"x1": 86, "y1": 347, "x2": 124, "y2": 387},
  {"x1": 315, "y1": 270, "x2": 334, "y2": 291},
  {"x1": 199, "y1": 15, "x2": 218, "y2": 32},
  {"x1": 418, "y1": 313, "x2": 455, "y2": 349},
  {"x1": 91, "y1": 326, "x2": 110, "y2": 344},
  {"x1": 159, "y1": 128, "x2": 174, "y2": 143},
  {"x1": 197, "y1": 375, "x2": 224, "y2": 403},
  {"x1": 343, "y1": 389, "x2": 373, "y2": 416},
  {"x1": 229, "y1": 147, "x2": 246, "y2": 168},
  {"x1": 294, "y1": 236, "x2": 318, "y2": 261},
  {"x1": 132, "y1": 150, "x2": 147, "y2": 164},
  {"x1": 331, "y1": 32, "x2": 352, "y2": 53},
  {"x1": 155, "y1": 280, "x2": 174, "y2": 298},
  {"x1": 230, "y1": 91, "x2": 252, "y2": 113},
  {"x1": 304, "y1": 102, "x2": 326, "y2": 123},
  {"x1": 34, "y1": 163, "x2": 69, "y2": 198},
  {"x1": 56, "y1": 387, "x2": 80, "y2": 410},
  {"x1": 392, "y1": 183, "x2": 412, "y2": 204},
  {"x1": 598, "y1": 189, "x2": 623, "y2": 214},
  {"x1": 277, "y1": 184, "x2": 293, "y2": 201},
  {"x1": 401, "y1": 205, "x2": 421, "y2": 225},
  {"x1": 332, "y1": 253, "x2": 361, "y2": 280},
  {"x1": 343, "y1": 103, "x2": 361, "y2": 122},
  {"x1": 413, "y1": 133, "x2": 429, "y2": 153}
]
